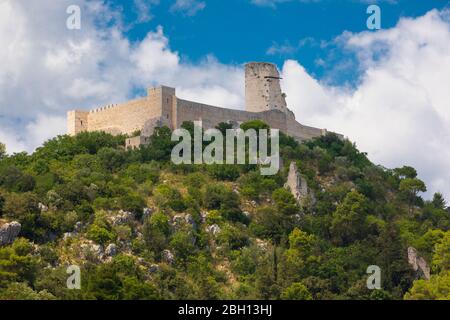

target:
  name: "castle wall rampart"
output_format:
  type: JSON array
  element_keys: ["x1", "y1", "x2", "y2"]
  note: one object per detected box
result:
[
  {"x1": 175, "y1": 99, "x2": 288, "y2": 132},
  {"x1": 286, "y1": 116, "x2": 324, "y2": 141},
  {"x1": 86, "y1": 97, "x2": 158, "y2": 135},
  {"x1": 67, "y1": 63, "x2": 334, "y2": 143}
]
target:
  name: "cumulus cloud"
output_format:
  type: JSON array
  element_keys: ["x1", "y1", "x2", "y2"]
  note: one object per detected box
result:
[
  {"x1": 0, "y1": 0, "x2": 240, "y2": 153},
  {"x1": 1, "y1": 0, "x2": 449, "y2": 201},
  {"x1": 281, "y1": 9, "x2": 450, "y2": 199},
  {"x1": 251, "y1": 0, "x2": 397, "y2": 8},
  {"x1": 133, "y1": 0, "x2": 160, "y2": 23},
  {"x1": 267, "y1": 37, "x2": 316, "y2": 56}
]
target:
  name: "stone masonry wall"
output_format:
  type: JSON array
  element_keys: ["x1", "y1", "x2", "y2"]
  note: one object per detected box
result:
[
  {"x1": 67, "y1": 63, "x2": 333, "y2": 142},
  {"x1": 86, "y1": 97, "x2": 159, "y2": 135},
  {"x1": 245, "y1": 62, "x2": 288, "y2": 114}
]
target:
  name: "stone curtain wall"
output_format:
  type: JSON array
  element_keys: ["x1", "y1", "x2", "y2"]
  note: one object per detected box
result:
[
  {"x1": 67, "y1": 62, "x2": 331, "y2": 142},
  {"x1": 86, "y1": 97, "x2": 157, "y2": 135},
  {"x1": 245, "y1": 62, "x2": 288, "y2": 114},
  {"x1": 175, "y1": 98, "x2": 289, "y2": 131},
  {"x1": 68, "y1": 87, "x2": 327, "y2": 142},
  {"x1": 67, "y1": 87, "x2": 172, "y2": 136}
]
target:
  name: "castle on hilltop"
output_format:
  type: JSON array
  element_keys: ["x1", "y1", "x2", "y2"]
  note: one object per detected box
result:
[{"x1": 68, "y1": 62, "x2": 335, "y2": 148}]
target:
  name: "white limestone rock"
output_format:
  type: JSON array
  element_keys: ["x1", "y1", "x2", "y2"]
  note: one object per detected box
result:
[
  {"x1": 110, "y1": 210, "x2": 135, "y2": 226},
  {"x1": 142, "y1": 207, "x2": 154, "y2": 221},
  {"x1": 206, "y1": 224, "x2": 221, "y2": 236},
  {"x1": 149, "y1": 264, "x2": 160, "y2": 273},
  {"x1": 407, "y1": 247, "x2": 430, "y2": 280},
  {"x1": 0, "y1": 221, "x2": 21, "y2": 246},
  {"x1": 162, "y1": 249, "x2": 175, "y2": 265},
  {"x1": 285, "y1": 161, "x2": 316, "y2": 206},
  {"x1": 105, "y1": 244, "x2": 117, "y2": 257},
  {"x1": 38, "y1": 203, "x2": 49, "y2": 212}
]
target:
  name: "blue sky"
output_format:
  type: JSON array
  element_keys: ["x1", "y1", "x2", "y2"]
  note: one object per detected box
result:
[
  {"x1": 114, "y1": 0, "x2": 448, "y2": 84},
  {"x1": 0, "y1": 0, "x2": 450, "y2": 199}
]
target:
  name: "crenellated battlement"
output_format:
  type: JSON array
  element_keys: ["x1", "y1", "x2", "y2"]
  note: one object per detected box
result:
[{"x1": 89, "y1": 104, "x2": 119, "y2": 113}]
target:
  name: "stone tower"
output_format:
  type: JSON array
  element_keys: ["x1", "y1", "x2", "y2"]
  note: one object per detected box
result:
[{"x1": 245, "y1": 62, "x2": 288, "y2": 113}]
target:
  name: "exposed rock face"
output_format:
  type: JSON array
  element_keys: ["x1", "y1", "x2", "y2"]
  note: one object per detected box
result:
[
  {"x1": 38, "y1": 203, "x2": 49, "y2": 212},
  {"x1": 63, "y1": 232, "x2": 75, "y2": 240},
  {"x1": 162, "y1": 249, "x2": 174, "y2": 265},
  {"x1": 172, "y1": 213, "x2": 196, "y2": 229},
  {"x1": 149, "y1": 264, "x2": 160, "y2": 274},
  {"x1": 110, "y1": 210, "x2": 135, "y2": 226},
  {"x1": 255, "y1": 239, "x2": 269, "y2": 251},
  {"x1": 0, "y1": 221, "x2": 21, "y2": 246},
  {"x1": 206, "y1": 224, "x2": 221, "y2": 236},
  {"x1": 284, "y1": 162, "x2": 315, "y2": 205},
  {"x1": 74, "y1": 221, "x2": 83, "y2": 233},
  {"x1": 142, "y1": 207, "x2": 154, "y2": 221},
  {"x1": 105, "y1": 244, "x2": 117, "y2": 257},
  {"x1": 184, "y1": 214, "x2": 196, "y2": 228},
  {"x1": 407, "y1": 247, "x2": 431, "y2": 280},
  {"x1": 200, "y1": 211, "x2": 209, "y2": 224},
  {"x1": 81, "y1": 241, "x2": 104, "y2": 260}
]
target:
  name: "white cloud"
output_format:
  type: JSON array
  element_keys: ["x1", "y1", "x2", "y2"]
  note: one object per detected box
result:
[
  {"x1": 0, "y1": 0, "x2": 241, "y2": 154},
  {"x1": 281, "y1": 9, "x2": 450, "y2": 199},
  {"x1": 1, "y1": 0, "x2": 449, "y2": 201},
  {"x1": 133, "y1": 0, "x2": 160, "y2": 23},
  {"x1": 24, "y1": 115, "x2": 68, "y2": 150},
  {"x1": 170, "y1": 0, "x2": 206, "y2": 16}
]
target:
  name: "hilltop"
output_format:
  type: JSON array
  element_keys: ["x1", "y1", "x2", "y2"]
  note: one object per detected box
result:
[{"x1": 0, "y1": 121, "x2": 449, "y2": 300}]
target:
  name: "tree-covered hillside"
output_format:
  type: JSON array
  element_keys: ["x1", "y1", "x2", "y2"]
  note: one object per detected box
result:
[{"x1": 0, "y1": 121, "x2": 449, "y2": 300}]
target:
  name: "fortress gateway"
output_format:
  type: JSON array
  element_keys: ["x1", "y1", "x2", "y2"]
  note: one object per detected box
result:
[{"x1": 68, "y1": 62, "x2": 333, "y2": 148}]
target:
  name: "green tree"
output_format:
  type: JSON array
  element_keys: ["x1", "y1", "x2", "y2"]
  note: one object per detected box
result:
[
  {"x1": 140, "y1": 126, "x2": 175, "y2": 162},
  {"x1": 98, "y1": 147, "x2": 127, "y2": 172},
  {"x1": 394, "y1": 166, "x2": 418, "y2": 179},
  {"x1": 432, "y1": 231, "x2": 450, "y2": 273},
  {"x1": 399, "y1": 178, "x2": 427, "y2": 216},
  {"x1": 87, "y1": 224, "x2": 116, "y2": 246},
  {"x1": 0, "y1": 238, "x2": 39, "y2": 287},
  {"x1": 404, "y1": 272, "x2": 450, "y2": 300},
  {"x1": 143, "y1": 212, "x2": 170, "y2": 256},
  {"x1": 0, "y1": 282, "x2": 55, "y2": 300},
  {"x1": 432, "y1": 192, "x2": 447, "y2": 210},
  {"x1": 272, "y1": 188, "x2": 299, "y2": 216},
  {"x1": 330, "y1": 190, "x2": 369, "y2": 245},
  {"x1": 281, "y1": 282, "x2": 312, "y2": 300}
]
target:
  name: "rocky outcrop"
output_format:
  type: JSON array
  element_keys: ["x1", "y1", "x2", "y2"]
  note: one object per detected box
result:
[
  {"x1": 38, "y1": 203, "x2": 49, "y2": 212},
  {"x1": 105, "y1": 244, "x2": 117, "y2": 257},
  {"x1": 149, "y1": 264, "x2": 160, "y2": 274},
  {"x1": 80, "y1": 241, "x2": 104, "y2": 260},
  {"x1": 407, "y1": 247, "x2": 430, "y2": 280},
  {"x1": 162, "y1": 249, "x2": 175, "y2": 265},
  {"x1": 172, "y1": 213, "x2": 197, "y2": 229},
  {"x1": 142, "y1": 207, "x2": 154, "y2": 221},
  {"x1": 206, "y1": 224, "x2": 221, "y2": 236},
  {"x1": 109, "y1": 210, "x2": 135, "y2": 226},
  {"x1": 284, "y1": 162, "x2": 315, "y2": 205},
  {"x1": 0, "y1": 221, "x2": 21, "y2": 246}
]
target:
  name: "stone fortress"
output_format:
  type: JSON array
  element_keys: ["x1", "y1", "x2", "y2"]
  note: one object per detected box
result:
[{"x1": 68, "y1": 62, "x2": 336, "y2": 148}]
